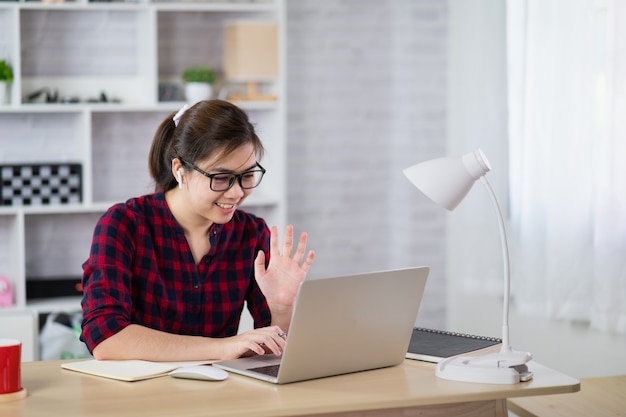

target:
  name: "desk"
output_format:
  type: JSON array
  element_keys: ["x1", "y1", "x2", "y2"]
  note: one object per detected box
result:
[
  {"x1": 1, "y1": 359, "x2": 579, "y2": 417},
  {"x1": 508, "y1": 374, "x2": 625, "y2": 417}
]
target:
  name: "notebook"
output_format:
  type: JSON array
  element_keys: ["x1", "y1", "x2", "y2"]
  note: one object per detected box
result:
[
  {"x1": 61, "y1": 360, "x2": 214, "y2": 382},
  {"x1": 213, "y1": 266, "x2": 429, "y2": 384},
  {"x1": 405, "y1": 327, "x2": 502, "y2": 363}
]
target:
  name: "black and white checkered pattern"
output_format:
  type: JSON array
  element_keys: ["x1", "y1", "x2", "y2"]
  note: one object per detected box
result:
[{"x1": 0, "y1": 163, "x2": 82, "y2": 206}]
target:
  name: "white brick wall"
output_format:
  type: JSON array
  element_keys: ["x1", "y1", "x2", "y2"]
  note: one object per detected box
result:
[
  {"x1": 20, "y1": 11, "x2": 138, "y2": 77},
  {"x1": 286, "y1": 0, "x2": 447, "y2": 328}
]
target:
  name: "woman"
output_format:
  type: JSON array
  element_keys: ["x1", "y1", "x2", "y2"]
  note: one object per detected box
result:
[{"x1": 80, "y1": 100, "x2": 314, "y2": 361}]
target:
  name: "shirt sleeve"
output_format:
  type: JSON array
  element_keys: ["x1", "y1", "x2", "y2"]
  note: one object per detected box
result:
[{"x1": 80, "y1": 204, "x2": 137, "y2": 354}]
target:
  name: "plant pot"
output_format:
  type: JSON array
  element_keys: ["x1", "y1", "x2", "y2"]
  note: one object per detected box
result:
[{"x1": 184, "y1": 82, "x2": 213, "y2": 104}]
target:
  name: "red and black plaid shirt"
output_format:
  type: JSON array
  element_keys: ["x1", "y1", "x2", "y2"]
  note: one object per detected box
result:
[{"x1": 80, "y1": 192, "x2": 272, "y2": 353}]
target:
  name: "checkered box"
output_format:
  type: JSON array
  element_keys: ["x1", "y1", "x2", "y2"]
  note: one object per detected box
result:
[{"x1": 0, "y1": 163, "x2": 82, "y2": 206}]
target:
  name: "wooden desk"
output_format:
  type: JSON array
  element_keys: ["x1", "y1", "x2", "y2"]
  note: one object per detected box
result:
[{"x1": 0, "y1": 359, "x2": 579, "y2": 417}]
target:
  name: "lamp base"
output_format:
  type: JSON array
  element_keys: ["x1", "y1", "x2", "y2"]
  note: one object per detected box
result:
[{"x1": 436, "y1": 350, "x2": 533, "y2": 384}]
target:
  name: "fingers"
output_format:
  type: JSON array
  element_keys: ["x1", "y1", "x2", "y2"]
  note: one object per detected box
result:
[
  {"x1": 270, "y1": 225, "x2": 281, "y2": 256},
  {"x1": 292, "y1": 231, "x2": 309, "y2": 266},
  {"x1": 271, "y1": 224, "x2": 314, "y2": 269},
  {"x1": 301, "y1": 249, "x2": 315, "y2": 273},
  {"x1": 292, "y1": 231, "x2": 315, "y2": 271},
  {"x1": 282, "y1": 224, "x2": 294, "y2": 258},
  {"x1": 245, "y1": 327, "x2": 287, "y2": 357},
  {"x1": 271, "y1": 224, "x2": 295, "y2": 258}
]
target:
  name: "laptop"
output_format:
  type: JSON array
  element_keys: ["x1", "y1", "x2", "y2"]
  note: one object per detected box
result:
[{"x1": 213, "y1": 266, "x2": 429, "y2": 384}]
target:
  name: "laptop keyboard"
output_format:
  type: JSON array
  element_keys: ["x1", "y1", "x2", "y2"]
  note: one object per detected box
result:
[{"x1": 249, "y1": 364, "x2": 281, "y2": 377}]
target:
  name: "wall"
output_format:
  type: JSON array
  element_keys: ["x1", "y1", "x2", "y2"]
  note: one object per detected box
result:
[
  {"x1": 446, "y1": 0, "x2": 626, "y2": 378},
  {"x1": 285, "y1": 0, "x2": 449, "y2": 330}
]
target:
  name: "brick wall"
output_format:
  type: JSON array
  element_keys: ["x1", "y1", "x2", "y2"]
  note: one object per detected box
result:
[{"x1": 286, "y1": 0, "x2": 447, "y2": 328}]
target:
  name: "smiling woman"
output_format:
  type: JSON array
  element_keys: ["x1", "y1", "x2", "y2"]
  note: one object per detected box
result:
[{"x1": 80, "y1": 99, "x2": 315, "y2": 363}]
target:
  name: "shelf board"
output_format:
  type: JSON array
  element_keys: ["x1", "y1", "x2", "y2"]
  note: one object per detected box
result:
[
  {"x1": 27, "y1": 296, "x2": 82, "y2": 314},
  {"x1": 0, "y1": 203, "x2": 111, "y2": 216},
  {"x1": 0, "y1": 196, "x2": 278, "y2": 216},
  {"x1": 2, "y1": 101, "x2": 279, "y2": 113},
  {"x1": 6, "y1": 1, "x2": 277, "y2": 13},
  {"x1": 153, "y1": 1, "x2": 277, "y2": 13},
  {"x1": 0, "y1": 104, "x2": 86, "y2": 114}
]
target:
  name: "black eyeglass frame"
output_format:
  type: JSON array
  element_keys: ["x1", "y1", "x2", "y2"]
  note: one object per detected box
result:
[{"x1": 178, "y1": 157, "x2": 266, "y2": 192}]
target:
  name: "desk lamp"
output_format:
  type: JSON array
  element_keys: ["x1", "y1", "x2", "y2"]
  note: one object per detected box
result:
[{"x1": 403, "y1": 149, "x2": 533, "y2": 384}]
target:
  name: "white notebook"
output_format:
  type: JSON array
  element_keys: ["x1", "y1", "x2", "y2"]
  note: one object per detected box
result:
[{"x1": 61, "y1": 359, "x2": 213, "y2": 382}]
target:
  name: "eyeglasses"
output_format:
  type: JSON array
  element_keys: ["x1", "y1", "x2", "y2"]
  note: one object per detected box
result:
[{"x1": 179, "y1": 158, "x2": 266, "y2": 192}]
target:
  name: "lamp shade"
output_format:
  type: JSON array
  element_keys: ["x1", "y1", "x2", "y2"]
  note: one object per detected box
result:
[{"x1": 402, "y1": 149, "x2": 492, "y2": 210}]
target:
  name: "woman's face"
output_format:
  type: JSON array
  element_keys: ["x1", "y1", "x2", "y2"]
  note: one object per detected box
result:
[{"x1": 182, "y1": 144, "x2": 259, "y2": 225}]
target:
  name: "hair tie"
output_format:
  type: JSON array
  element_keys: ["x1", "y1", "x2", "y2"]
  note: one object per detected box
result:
[{"x1": 173, "y1": 104, "x2": 189, "y2": 127}]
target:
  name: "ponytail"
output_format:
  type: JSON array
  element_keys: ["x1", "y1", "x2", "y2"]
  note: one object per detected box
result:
[{"x1": 148, "y1": 112, "x2": 178, "y2": 192}]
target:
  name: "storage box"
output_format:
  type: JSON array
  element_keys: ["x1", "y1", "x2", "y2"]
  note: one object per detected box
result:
[{"x1": 0, "y1": 163, "x2": 82, "y2": 206}]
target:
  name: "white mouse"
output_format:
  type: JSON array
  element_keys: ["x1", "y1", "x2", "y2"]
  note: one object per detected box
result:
[{"x1": 169, "y1": 365, "x2": 229, "y2": 381}]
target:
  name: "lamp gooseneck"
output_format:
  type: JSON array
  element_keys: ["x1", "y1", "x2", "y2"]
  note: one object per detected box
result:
[{"x1": 480, "y1": 175, "x2": 511, "y2": 352}]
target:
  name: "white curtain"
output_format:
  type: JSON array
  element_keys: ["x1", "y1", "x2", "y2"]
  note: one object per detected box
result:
[{"x1": 507, "y1": 0, "x2": 626, "y2": 333}]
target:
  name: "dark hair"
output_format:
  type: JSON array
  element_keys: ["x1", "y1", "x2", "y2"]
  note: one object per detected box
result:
[{"x1": 148, "y1": 99, "x2": 264, "y2": 192}]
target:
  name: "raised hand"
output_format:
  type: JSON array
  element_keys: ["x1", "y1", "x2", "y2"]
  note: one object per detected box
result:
[{"x1": 254, "y1": 224, "x2": 315, "y2": 315}]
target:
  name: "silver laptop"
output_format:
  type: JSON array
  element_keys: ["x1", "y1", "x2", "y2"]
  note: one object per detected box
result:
[{"x1": 213, "y1": 266, "x2": 429, "y2": 384}]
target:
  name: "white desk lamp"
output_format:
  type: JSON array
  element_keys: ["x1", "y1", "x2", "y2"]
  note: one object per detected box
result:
[{"x1": 403, "y1": 149, "x2": 533, "y2": 384}]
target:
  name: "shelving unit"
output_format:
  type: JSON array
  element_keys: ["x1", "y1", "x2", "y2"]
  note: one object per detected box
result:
[{"x1": 0, "y1": 0, "x2": 286, "y2": 357}]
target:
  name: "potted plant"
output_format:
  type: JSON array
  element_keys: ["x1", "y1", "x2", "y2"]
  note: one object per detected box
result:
[
  {"x1": 0, "y1": 60, "x2": 13, "y2": 105},
  {"x1": 182, "y1": 66, "x2": 217, "y2": 104}
]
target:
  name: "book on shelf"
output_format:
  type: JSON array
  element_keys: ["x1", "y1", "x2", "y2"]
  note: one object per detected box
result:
[{"x1": 406, "y1": 327, "x2": 502, "y2": 363}]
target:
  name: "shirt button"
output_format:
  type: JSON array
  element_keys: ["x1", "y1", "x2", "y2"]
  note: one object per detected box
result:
[
  {"x1": 204, "y1": 257, "x2": 211, "y2": 265},
  {"x1": 193, "y1": 282, "x2": 200, "y2": 289}
]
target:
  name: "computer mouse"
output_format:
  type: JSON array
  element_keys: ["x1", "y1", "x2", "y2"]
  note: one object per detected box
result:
[{"x1": 169, "y1": 365, "x2": 229, "y2": 381}]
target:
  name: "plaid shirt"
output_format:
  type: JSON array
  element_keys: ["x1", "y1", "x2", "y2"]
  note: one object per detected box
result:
[{"x1": 80, "y1": 192, "x2": 272, "y2": 353}]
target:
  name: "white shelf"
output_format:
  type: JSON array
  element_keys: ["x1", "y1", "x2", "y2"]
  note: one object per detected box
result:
[
  {"x1": 9, "y1": 1, "x2": 278, "y2": 13},
  {"x1": 0, "y1": 0, "x2": 286, "y2": 333},
  {"x1": 0, "y1": 202, "x2": 114, "y2": 216},
  {"x1": 27, "y1": 296, "x2": 83, "y2": 314},
  {"x1": 0, "y1": 100, "x2": 279, "y2": 112}
]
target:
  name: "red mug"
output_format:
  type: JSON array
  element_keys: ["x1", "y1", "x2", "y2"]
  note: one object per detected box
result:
[{"x1": 0, "y1": 338, "x2": 21, "y2": 395}]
